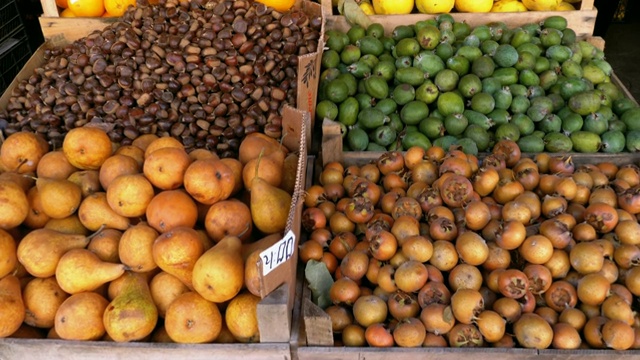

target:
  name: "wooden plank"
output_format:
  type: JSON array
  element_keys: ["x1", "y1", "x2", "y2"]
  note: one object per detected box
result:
[
  {"x1": 0, "y1": 44, "x2": 49, "y2": 109},
  {"x1": 580, "y1": 0, "x2": 595, "y2": 11},
  {"x1": 297, "y1": 347, "x2": 541, "y2": 360},
  {"x1": 38, "y1": 17, "x2": 116, "y2": 43},
  {"x1": 0, "y1": 339, "x2": 291, "y2": 360},
  {"x1": 320, "y1": 118, "x2": 343, "y2": 166},
  {"x1": 40, "y1": 0, "x2": 59, "y2": 17}
]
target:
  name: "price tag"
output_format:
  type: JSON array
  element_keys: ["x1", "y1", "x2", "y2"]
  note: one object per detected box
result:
[{"x1": 259, "y1": 230, "x2": 296, "y2": 276}]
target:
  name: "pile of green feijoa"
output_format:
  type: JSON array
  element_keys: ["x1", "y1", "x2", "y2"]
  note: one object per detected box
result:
[{"x1": 316, "y1": 15, "x2": 640, "y2": 154}]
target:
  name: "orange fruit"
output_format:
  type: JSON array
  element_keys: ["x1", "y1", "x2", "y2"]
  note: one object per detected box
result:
[
  {"x1": 104, "y1": 0, "x2": 136, "y2": 17},
  {"x1": 56, "y1": 0, "x2": 69, "y2": 8},
  {"x1": 67, "y1": 0, "x2": 105, "y2": 17},
  {"x1": 60, "y1": 8, "x2": 76, "y2": 16},
  {"x1": 255, "y1": 0, "x2": 296, "y2": 12}
]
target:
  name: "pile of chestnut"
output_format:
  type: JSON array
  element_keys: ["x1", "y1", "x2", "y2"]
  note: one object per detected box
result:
[{"x1": 300, "y1": 140, "x2": 640, "y2": 349}]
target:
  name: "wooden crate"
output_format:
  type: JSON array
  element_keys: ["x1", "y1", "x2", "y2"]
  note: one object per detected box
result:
[
  {"x1": 321, "y1": 0, "x2": 597, "y2": 38},
  {"x1": 38, "y1": 0, "x2": 118, "y2": 43}
]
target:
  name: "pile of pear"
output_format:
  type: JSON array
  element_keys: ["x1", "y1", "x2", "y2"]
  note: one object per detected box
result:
[{"x1": 0, "y1": 127, "x2": 299, "y2": 343}]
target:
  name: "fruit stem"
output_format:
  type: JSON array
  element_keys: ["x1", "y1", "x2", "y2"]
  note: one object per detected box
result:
[
  {"x1": 86, "y1": 224, "x2": 106, "y2": 241},
  {"x1": 254, "y1": 147, "x2": 265, "y2": 180}
]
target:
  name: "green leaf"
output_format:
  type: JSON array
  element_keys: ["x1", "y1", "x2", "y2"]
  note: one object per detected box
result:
[
  {"x1": 305, "y1": 259, "x2": 334, "y2": 310},
  {"x1": 340, "y1": 0, "x2": 372, "y2": 29}
]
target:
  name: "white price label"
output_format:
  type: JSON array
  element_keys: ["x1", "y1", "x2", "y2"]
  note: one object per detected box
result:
[{"x1": 259, "y1": 230, "x2": 296, "y2": 276}]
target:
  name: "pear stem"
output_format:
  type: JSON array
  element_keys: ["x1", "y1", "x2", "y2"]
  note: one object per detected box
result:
[
  {"x1": 23, "y1": 175, "x2": 38, "y2": 181},
  {"x1": 86, "y1": 224, "x2": 106, "y2": 241},
  {"x1": 254, "y1": 147, "x2": 265, "y2": 180}
]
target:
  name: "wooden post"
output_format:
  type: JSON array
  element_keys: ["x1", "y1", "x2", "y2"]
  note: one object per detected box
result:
[
  {"x1": 257, "y1": 283, "x2": 291, "y2": 343},
  {"x1": 302, "y1": 297, "x2": 333, "y2": 346},
  {"x1": 320, "y1": 119, "x2": 343, "y2": 166}
]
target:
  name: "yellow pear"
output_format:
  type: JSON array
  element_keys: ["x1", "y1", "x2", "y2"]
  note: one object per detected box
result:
[
  {"x1": 55, "y1": 291, "x2": 109, "y2": 340},
  {"x1": 87, "y1": 228, "x2": 123, "y2": 263},
  {"x1": 55, "y1": 248, "x2": 126, "y2": 294},
  {"x1": 67, "y1": 170, "x2": 101, "y2": 197},
  {"x1": 149, "y1": 271, "x2": 190, "y2": 317},
  {"x1": 0, "y1": 275, "x2": 26, "y2": 337},
  {"x1": 103, "y1": 271, "x2": 158, "y2": 342},
  {"x1": 0, "y1": 229, "x2": 17, "y2": 278},
  {"x1": 0, "y1": 131, "x2": 47, "y2": 174},
  {"x1": 280, "y1": 152, "x2": 299, "y2": 194},
  {"x1": 242, "y1": 149, "x2": 285, "y2": 191},
  {"x1": 23, "y1": 277, "x2": 69, "y2": 328},
  {"x1": 62, "y1": 126, "x2": 113, "y2": 170},
  {"x1": 244, "y1": 233, "x2": 283, "y2": 297},
  {"x1": 17, "y1": 228, "x2": 95, "y2": 277},
  {"x1": 0, "y1": 179, "x2": 29, "y2": 229},
  {"x1": 250, "y1": 176, "x2": 291, "y2": 234},
  {"x1": 225, "y1": 292, "x2": 261, "y2": 343},
  {"x1": 164, "y1": 291, "x2": 222, "y2": 343},
  {"x1": 152, "y1": 226, "x2": 204, "y2": 289},
  {"x1": 36, "y1": 177, "x2": 83, "y2": 219},
  {"x1": 119, "y1": 222, "x2": 159, "y2": 273},
  {"x1": 192, "y1": 236, "x2": 244, "y2": 303},
  {"x1": 78, "y1": 192, "x2": 130, "y2": 231},
  {"x1": 44, "y1": 214, "x2": 89, "y2": 235}
]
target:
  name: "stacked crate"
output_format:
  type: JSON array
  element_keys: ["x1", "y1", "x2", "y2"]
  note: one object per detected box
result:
[{"x1": 0, "y1": 0, "x2": 32, "y2": 95}]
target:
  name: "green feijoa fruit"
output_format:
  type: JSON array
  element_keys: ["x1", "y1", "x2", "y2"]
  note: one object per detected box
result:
[
  {"x1": 546, "y1": 45, "x2": 572, "y2": 63},
  {"x1": 388, "y1": 113, "x2": 404, "y2": 133},
  {"x1": 414, "y1": 52, "x2": 445, "y2": 78},
  {"x1": 433, "y1": 135, "x2": 459, "y2": 150},
  {"x1": 437, "y1": 13, "x2": 455, "y2": 25},
  {"x1": 517, "y1": 42, "x2": 543, "y2": 58},
  {"x1": 457, "y1": 45, "x2": 483, "y2": 63},
  {"x1": 355, "y1": 93, "x2": 374, "y2": 109},
  {"x1": 621, "y1": 107, "x2": 640, "y2": 131},
  {"x1": 347, "y1": 60, "x2": 372, "y2": 78},
  {"x1": 439, "y1": 20, "x2": 452, "y2": 32},
  {"x1": 528, "y1": 96, "x2": 554, "y2": 119},
  {"x1": 419, "y1": 117, "x2": 446, "y2": 139},
  {"x1": 370, "y1": 125, "x2": 397, "y2": 146},
  {"x1": 561, "y1": 60, "x2": 583, "y2": 78},
  {"x1": 500, "y1": 28, "x2": 514, "y2": 45},
  {"x1": 392, "y1": 25, "x2": 415, "y2": 42},
  {"x1": 446, "y1": 55, "x2": 471, "y2": 76},
  {"x1": 519, "y1": 69, "x2": 540, "y2": 87},
  {"x1": 367, "y1": 142, "x2": 387, "y2": 151},
  {"x1": 481, "y1": 39, "x2": 500, "y2": 56},
  {"x1": 527, "y1": 85, "x2": 545, "y2": 99},
  {"x1": 493, "y1": 87, "x2": 513, "y2": 110},
  {"x1": 583, "y1": 63, "x2": 607, "y2": 85},
  {"x1": 518, "y1": 135, "x2": 546, "y2": 153},
  {"x1": 464, "y1": 109, "x2": 494, "y2": 130},
  {"x1": 471, "y1": 56, "x2": 496, "y2": 79},
  {"x1": 569, "y1": 91, "x2": 602, "y2": 116},
  {"x1": 557, "y1": 106, "x2": 574, "y2": 120},
  {"x1": 488, "y1": 22, "x2": 508, "y2": 41},
  {"x1": 471, "y1": 25, "x2": 492, "y2": 42},
  {"x1": 392, "y1": 83, "x2": 416, "y2": 105},
  {"x1": 544, "y1": 132, "x2": 573, "y2": 152},
  {"x1": 347, "y1": 127, "x2": 369, "y2": 151},
  {"x1": 613, "y1": 98, "x2": 637, "y2": 117},
  {"x1": 464, "y1": 124, "x2": 491, "y2": 151},
  {"x1": 495, "y1": 123, "x2": 521, "y2": 142},
  {"x1": 380, "y1": 38, "x2": 396, "y2": 53},
  {"x1": 493, "y1": 67, "x2": 519, "y2": 86},
  {"x1": 364, "y1": 75, "x2": 389, "y2": 99},
  {"x1": 539, "y1": 28, "x2": 563, "y2": 48},
  {"x1": 531, "y1": 130, "x2": 545, "y2": 138},
  {"x1": 395, "y1": 38, "x2": 421, "y2": 57},
  {"x1": 493, "y1": 44, "x2": 519, "y2": 68},
  {"x1": 510, "y1": 28, "x2": 533, "y2": 48},
  {"x1": 543, "y1": 16, "x2": 568, "y2": 31},
  {"x1": 583, "y1": 112, "x2": 608, "y2": 135},
  {"x1": 366, "y1": 23, "x2": 385, "y2": 39},
  {"x1": 560, "y1": 78, "x2": 591, "y2": 100},
  {"x1": 515, "y1": 51, "x2": 537, "y2": 71},
  {"x1": 568, "y1": 43, "x2": 583, "y2": 64},
  {"x1": 321, "y1": 50, "x2": 341, "y2": 69},
  {"x1": 325, "y1": 30, "x2": 349, "y2": 52},
  {"x1": 358, "y1": 107, "x2": 388, "y2": 129},
  {"x1": 347, "y1": 25, "x2": 366, "y2": 45},
  {"x1": 435, "y1": 42, "x2": 455, "y2": 61},
  {"x1": 561, "y1": 112, "x2": 583, "y2": 135},
  {"x1": 357, "y1": 36, "x2": 384, "y2": 57},
  {"x1": 454, "y1": 21, "x2": 472, "y2": 39},
  {"x1": 547, "y1": 93, "x2": 565, "y2": 112},
  {"x1": 396, "y1": 67, "x2": 427, "y2": 87},
  {"x1": 609, "y1": 119, "x2": 627, "y2": 132},
  {"x1": 375, "y1": 98, "x2": 398, "y2": 116},
  {"x1": 598, "y1": 106, "x2": 614, "y2": 122},
  {"x1": 336, "y1": 73, "x2": 358, "y2": 96},
  {"x1": 570, "y1": 131, "x2": 602, "y2": 153},
  {"x1": 444, "y1": 113, "x2": 468, "y2": 136},
  {"x1": 462, "y1": 34, "x2": 481, "y2": 48},
  {"x1": 316, "y1": 100, "x2": 339, "y2": 121},
  {"x1": 373, "y1": 61, "x2": 397, "y2": 82},
  {"x1": 488, "y1": 108, "x2": 511, "y2": 125},
  {"x1": 597, "y1": 82, "x2": 623, "y2": 102},
  {"x1": 320, "y1": 68, "x2": 341, "y2": 83},
  {"x1": 600, "y1": 130, "x2": 625, "y2": 153},
  {"x1": 456, "y1": 137, "x2": 479, "y2": 155},
  {"x1": 395, "y1": 56, "x2": 413, "y2": 69},
  {"x1": 539, "y1": 69, "x2": 558, "y2": 90},
  {"x1": 458, "y1": 74, "x2": 483, "y2": 98},
  {"x1": 537, "y1": 113, "x2": 562, "y2": 133},
  {"x1": 359, "y1": 54, "x2": 381, "y2": 69},
  {"x1": 534, "y1": 56, "x2": 551, "y2": 74},
  {"x1": 510, "y1": 95, "x2": 531, "y2": 114},
  {"x1": 415, "y1": 81, "x2": 440, "y2": 104},
  {"x1": 401, "y1": 131, "x2": 432, "y2": 151},
  {"x1": 509, "y1": 84, "x2": 528, "y2": 96},
  {"x1": 387, "y1": 140, "x2": 403, "y2": 151},
  {"x1": 512, "y1": 113, "x2": 535, "y2": 135},
  {"x1": 482, "y1": 77, "x2": 502, "y2": 94},
  {"x1": 627, "y1": 131, "x2": 640, "y2": 152},
  {"x1": 591, "y1": 59, "x2": 613, "y2": 77},
  {"x1": 438, "y1": 91, "x2": 465, "y2": 116},
  {"x1": 471, "y1": 92, "x2": 496, "y2": 114},
  {"x1": 561, "y1": 28, "x2": 577, "y2": 46},
  {"x1": 325, "y1": 79, "x2": 350, "y2": 103},
  {"x1": 522, "y1": 22, "x2": 541, "y2": 35},
  {"x1": 435, "y1": 69, "x2": 460, "y2": 92},
  {"x1": 416, "y1": 25, "x2": 441, "y2": 50},
  {"x1": 415, "y1": 19, "x2": 439, "y2": 32},
  {"x1": 401, "y1": 100, "x2": 430, "y2": 125},
  {"x1": 526, "y1": 104, "x2": 550, "y2": 123},
  {"x1": 340, "y1": 44, "x2": 362, "y2": 65},
  {"x1": 337, "y1": 63, "x2": 349, "y2": 74},
  {"x1": 357, "y1": 79, "x2": 366, "y2": 94},
  {"x1": 338, "y1": 97, "x2": 360, "y2": 126}
]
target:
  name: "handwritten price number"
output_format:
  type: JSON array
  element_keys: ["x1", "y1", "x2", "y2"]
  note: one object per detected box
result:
[{"x1": 260, "y1": 230, "x2": 296, "y2": 276}]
